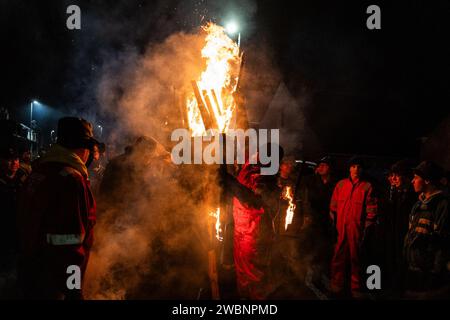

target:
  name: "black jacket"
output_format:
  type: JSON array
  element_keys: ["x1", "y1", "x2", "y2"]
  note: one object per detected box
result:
[{"x1": 404, "y1": 192, "x2": 450, "y2": 275}]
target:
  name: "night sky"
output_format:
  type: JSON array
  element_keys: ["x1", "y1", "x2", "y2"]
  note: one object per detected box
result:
[{"x1": 2, "y1": 0, "x2": 449, "y2": 158}]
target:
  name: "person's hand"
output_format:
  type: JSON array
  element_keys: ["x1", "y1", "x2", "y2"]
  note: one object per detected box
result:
[
  {"x1": 329, "y1": 211, "x2": 336, "y2": 224},
  {"x1": 254, "y1": 187, "x2": 262, "y2": 196},
  {"x1": 361, "y1": 222, "x2": 374, "y2": 246},
  {"x1": 364, "y1": 220, "x2": 374, "y2": 229}
]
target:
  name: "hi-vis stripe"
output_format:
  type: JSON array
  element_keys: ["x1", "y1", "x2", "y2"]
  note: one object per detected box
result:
[
  {"x1": 418, "y1": 218, "x2": 431, "y2": 226},
  {"x1": 367, "y1": 207, "x2": 377, "y2": 213},
  {"x1": 46, "y1": 233, "x2": 85, "y2": 245},
  {"x1": 414, "y1": 227, "x2": 429, "y2": 235}
]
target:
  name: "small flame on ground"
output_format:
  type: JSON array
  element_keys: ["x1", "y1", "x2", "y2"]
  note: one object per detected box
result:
[{"x1": 283, "y1": 186, "x2": 296, "y2": 231}]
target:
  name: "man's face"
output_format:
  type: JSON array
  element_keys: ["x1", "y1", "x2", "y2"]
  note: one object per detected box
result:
[
  {"x1": 412, "y1": 174, "x2": 426, "y2": 193},
  {"x1": 387, "y1": 173, "x2": 395, "y2": 186},
  {"x1": 316, "y1": 162, "x2": 330, "y2": 176},
  {"x1": 391, "y1": 173, "x2": 404, "y2": 188},
  {"x1": 350, "y1": 164, "x2": 362, "y2": 180},
  {"x1": 92, "y1": 145, "x2": 100, "y2": 161},
  {"x1": 8, "y1": 158, "x2": 19, "y2": 174}
]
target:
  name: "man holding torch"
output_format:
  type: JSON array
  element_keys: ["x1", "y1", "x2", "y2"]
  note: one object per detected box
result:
[{"x1": 221, "y1": 144, "x2": 284, "y2": 299}]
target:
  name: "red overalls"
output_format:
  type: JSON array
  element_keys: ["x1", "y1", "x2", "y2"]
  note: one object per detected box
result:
[
  {"x1": 329, "y1": 178, "x2": 377, "y2": 294},
  {"x1": 232, "y1": 162, "x2": 272, "y2": 299}
]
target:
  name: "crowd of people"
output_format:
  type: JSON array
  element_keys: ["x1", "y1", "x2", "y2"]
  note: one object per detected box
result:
[
  {"x1": 0, "y1": 116, "x2": 449, "y2": 300},
  {"x1": 226, "y1": 154, "x2": 450, "y2": 300}
]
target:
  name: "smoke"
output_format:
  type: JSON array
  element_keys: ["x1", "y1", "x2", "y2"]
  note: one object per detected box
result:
[
  {"x1": 84, "y1": 25, "x2": 226, "y2": 299},
  {"x1": 55, "y1": 0, "x2": 265, "y2": 299},
  {"x1": 74, "y1": 0, "x2": 319, "y2": 299},
  {"x1": 62, "y1": 0, "x2": 260, "y2": 123},
  {"x1": 85, "y1": 161, "x2": 218, "y2": 299},
  {"x1": 97, "y1": 30, "x2": 206, "y2": 146}
]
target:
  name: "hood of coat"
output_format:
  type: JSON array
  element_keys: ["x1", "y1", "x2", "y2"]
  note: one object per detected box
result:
[{"x1": 40, "y1": 144, "x2": 89, "y2": 178}]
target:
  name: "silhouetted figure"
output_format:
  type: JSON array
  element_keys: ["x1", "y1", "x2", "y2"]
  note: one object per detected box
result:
[
  {"x1": 382, "y1": 160, "x2": 416, "y2": 297},
  {"x1": 18, "y1": 117, "x2": 101, "y2": 299},
  {"x1": 404, "y1": 161, "x2": 450, "y2": 299},
  {"x1": 299, "y1": 157, "x2": 337, "y2": 290},
  {"x1": 0, "y1": 148, "x2": 21, "y2": 298}
]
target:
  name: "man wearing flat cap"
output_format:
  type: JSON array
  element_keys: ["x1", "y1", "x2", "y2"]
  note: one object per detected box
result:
[
  {"x1": 404, "y1": 160, "x2": 450, "y2": 298},
  {"x1": 17, "y1": 117, "x2": 102, "y2": 299}
]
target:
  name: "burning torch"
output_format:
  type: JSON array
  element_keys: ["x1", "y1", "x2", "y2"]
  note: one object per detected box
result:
[{"x1": 183, "y1": 22, "x2": 244, "y2": 300}]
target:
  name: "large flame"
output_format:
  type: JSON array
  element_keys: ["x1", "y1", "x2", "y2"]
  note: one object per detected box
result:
[
  {"x1": 187, "y1": 22, "x2": 241, "y2": 136},
  {"x1": 283, "y1": 186, "x2": 296, "y2": 231},
  {"x1": 188, "y1": 23, "x2": 241, "y2": 242}
]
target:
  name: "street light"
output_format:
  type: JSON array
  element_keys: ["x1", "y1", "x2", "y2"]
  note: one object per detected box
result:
[
  {"x1": 225, "y1": 21, "x2": 238, "y2": 35},
  {"x1": 97, "y1": 125, "x2": 103, "y2": 137},
  {"x1": 30, "y1": 100, "x2": 39, "y2": 157},
  {"x1": 50, "y1": 130, "x2": 56, "y2": 144},
  {"x1": 225, "y1": 21, "x2": 240, "y2": 47},
  {"x1": 30, "y1": 100, "x2": 39, "y2": 127},
  {"x1": 30, "y1": 101, "x2": 34, "y2": 127}
]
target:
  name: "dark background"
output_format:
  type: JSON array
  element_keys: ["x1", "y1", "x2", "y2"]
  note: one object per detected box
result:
[{"x1": 1, "y1": 0, "x2": 449, "y2": 157}]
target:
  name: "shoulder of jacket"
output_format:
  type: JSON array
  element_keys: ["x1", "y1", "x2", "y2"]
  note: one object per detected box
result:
[
  {"x1": 361, "y1": 181, "x2": 373, "y2": 191},
  {"x1": 58, "y1": 166, "x2": 84, "y2": 181},
  {"x1": 336, "y1": 179, "x2": 346, "y2": 189}
]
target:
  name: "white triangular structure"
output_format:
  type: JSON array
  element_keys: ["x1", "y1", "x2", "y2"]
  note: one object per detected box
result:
[{"x1": 258, "y1": 82, "x2": 314, "y2": 155}]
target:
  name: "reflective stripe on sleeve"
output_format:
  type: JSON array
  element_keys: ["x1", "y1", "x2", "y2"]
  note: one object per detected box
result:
[
  {"x1": 46, "y1": 233, "x2": 85, "y2": 245},
  {"x1": 414, "y1": 227, "x2": 429, "y2": 235},
  {"x1": 418, "y1": 218, "x2": 431, "y2": 226}
]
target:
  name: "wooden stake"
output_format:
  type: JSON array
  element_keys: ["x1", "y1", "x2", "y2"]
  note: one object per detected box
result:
[
  {"x1": 202, "y1": 90, "x2": 219, "y2": 130},
  {"x1": 208, "y1": 249, "x2": 220, "y2": 300},
  {"x1": 234, "y1": 53, "x2": 249, "y2": 129},
  {"x1": 191, "y1": 80, "x2": 213, "y2": 131},
  {"x1": 211, "y1": 90, "x2": 222, "y2": 117}
]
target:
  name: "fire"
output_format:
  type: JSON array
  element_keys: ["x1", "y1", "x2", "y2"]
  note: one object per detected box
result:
[
  {"x1": 187, "y1": 22, "x2": 242, "y2": 136},
  {"x1": 188, "y1": 24, "x2": 240, "y2": 242},
  {"x1": 209, "y1": 207, "x2": 223, "y2": 241},
  {"x1": 283, "y1": 186, "x2": 296, "y2": 231}
]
